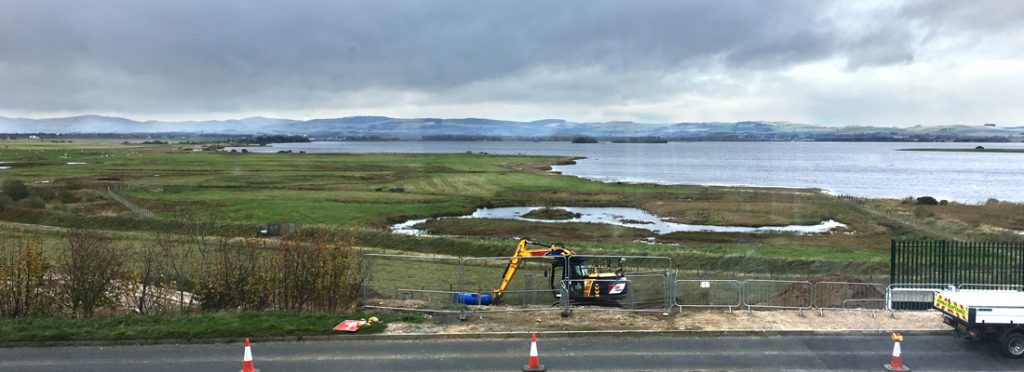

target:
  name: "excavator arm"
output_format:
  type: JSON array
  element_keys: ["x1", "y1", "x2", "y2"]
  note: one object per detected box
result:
[{"x1": 493, "y1": 239, "x2": 573, "y2": 301}]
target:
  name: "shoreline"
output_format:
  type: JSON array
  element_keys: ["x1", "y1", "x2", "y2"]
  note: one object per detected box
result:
[
  {"x1": 899, "y1": 148, "x2": 1024, "y2": 153},
  {"x1": 224, "y1": 144, "x2": 1011, "y2": 203}
]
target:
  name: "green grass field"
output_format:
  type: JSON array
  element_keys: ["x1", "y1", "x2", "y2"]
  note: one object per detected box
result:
[{"x1": 2, "y1": 138, "x2": 1021, "y2": 278}]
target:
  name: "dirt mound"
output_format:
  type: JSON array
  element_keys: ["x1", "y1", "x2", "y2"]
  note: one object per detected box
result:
[{"x1": 770, "y1": 276, "x2": 884, "y2": 308}]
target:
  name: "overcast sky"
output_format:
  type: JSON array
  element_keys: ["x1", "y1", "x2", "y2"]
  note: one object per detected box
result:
[{"x1": 1, "y1": 0, "x2": 1022, "y2": 125}]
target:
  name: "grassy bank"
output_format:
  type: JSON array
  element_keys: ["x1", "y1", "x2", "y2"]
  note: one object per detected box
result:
[{"x1": 0, "y1": 311, "x2": 419, "y2": 343}]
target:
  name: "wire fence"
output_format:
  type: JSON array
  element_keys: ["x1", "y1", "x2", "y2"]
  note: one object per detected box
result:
[
  {"x1": 361, "y1": 253, "x2": 674, "y2": 317},
  {"x1": 675, "y1": 280, "x2": 743, "y2": 311}
]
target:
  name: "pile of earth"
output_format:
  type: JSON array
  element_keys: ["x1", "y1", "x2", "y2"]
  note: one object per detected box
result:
[{"x1": 770, "y1": 275, "x2": 884, "y2": 308}]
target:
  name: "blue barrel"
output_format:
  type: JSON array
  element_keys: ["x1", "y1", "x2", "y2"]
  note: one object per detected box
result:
[{"x1": 453, "y1": 292, "x2": 493, "y2": 305}]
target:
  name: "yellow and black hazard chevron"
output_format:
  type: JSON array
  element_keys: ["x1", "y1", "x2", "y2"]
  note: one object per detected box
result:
[{"x1": 934, "y1": 293, "x2": 968, "y2": 321}]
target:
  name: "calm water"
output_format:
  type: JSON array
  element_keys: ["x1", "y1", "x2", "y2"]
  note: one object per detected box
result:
[
  {"x1": 230, "y1": 141, "x2": 1024, "y2": 202},
  {"x1": 391, "y1": 207, "x2": 846, "y2": 236}
]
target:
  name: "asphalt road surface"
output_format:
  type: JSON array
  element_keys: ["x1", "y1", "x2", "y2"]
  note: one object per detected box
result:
[{"x1": 0, "y1": 334, "x2": 1020, "y2": 371}]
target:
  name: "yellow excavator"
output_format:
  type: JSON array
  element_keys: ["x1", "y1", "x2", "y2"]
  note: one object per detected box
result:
[{"x1": 455, "y1": 239, "x2": 629, "y2": 306}]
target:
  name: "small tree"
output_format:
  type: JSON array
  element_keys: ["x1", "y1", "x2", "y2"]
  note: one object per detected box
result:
[
  {"x1": 273, "y1": 230, "x2": 363, "y2": 313},
  {"x1": 197, "y1": 236, "x2": 272, "y2": 311},
  {"x1": 58, "y1": 230, "x2": 129, "y2": 318},
  {"x1": 0, "y1": 229, "x2": 52, "y2": 317},
  {"x1": 2, "y1": 179, "x2": 29, "y2": 201}
]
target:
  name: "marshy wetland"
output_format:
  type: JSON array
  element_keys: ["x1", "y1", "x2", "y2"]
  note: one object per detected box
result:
[{"x1": 1, "y1": 139, "x2": 1023, "y2": 278}]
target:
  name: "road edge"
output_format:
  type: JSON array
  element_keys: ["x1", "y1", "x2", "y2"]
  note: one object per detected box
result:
[{"x1": 0, "y1": 328, "x2": 950, "y2": 348}]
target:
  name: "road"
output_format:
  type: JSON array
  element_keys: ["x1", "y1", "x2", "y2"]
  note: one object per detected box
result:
[{"x1": 0, "y1": 334, "x2": 1019, "y2": 371}]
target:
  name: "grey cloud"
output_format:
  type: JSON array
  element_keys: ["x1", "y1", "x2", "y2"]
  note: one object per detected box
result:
[
  {"x1": 900, "y1": 0, "x2": 1024, "y2": 32},
  {"x1": 0, "y1": 0, "x2": 1019, "y2": 122}
]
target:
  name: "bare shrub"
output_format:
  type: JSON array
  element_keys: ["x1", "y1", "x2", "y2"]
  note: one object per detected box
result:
[
  {"x1": 272, "y1": 230, "x2": 363, "y2": 313},
  {"x1": 196, "y1": 237, "x2": 272, "y2": 311},
  {"x1": 58, "y1": 229, "x2": 130, "y2": 318},
  {"x1": 0, "y1": 229, "x2": 54, "y2": 317},
  {"x1": 123, "y1": 241, "x2": 170, "y2": 315},
  {"x1": 155, "y1": 229, "x2": 198, "y2": 313}
]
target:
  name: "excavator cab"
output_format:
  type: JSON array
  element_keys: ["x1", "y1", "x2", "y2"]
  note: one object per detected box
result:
[{"x1": 548, "y1": 255, "x2": 629, "y2": 303}]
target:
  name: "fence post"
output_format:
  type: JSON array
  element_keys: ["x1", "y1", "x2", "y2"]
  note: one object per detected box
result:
[
  {"x1": 743, "y1": 280, "x2": 751, "y2": 313},
  {"x1": 666, "y1": 270, "x2": 677, "y2": 313},
  {"x1": 458, "y1": 257, "x2": 467, "y2": 321},
  {"x1": 359, "y1": 256, "x2": 371, "y2": 308},
  {"x1": 560, "y1": 279, "x2": 571, "y2": 317}
]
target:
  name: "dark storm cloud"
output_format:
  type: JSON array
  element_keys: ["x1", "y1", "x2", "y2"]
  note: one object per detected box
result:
[{"x1": 0, "y1": 0, "x2": 1019, "y2": 122}]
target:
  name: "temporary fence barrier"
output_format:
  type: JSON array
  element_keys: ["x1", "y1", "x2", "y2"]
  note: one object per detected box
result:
[
  {"x1": 365, "y1": 253, "x2": 1019, "y2": 316},
  {"x1": 362, "y1": 253, "x2": 673, "y2": 316},
  {"x1": 675, "y1": 280, "x2": 743, "y2": 311},
  {"x1": 812, "y1": 281, "x2": 887, "y2": 312},
  {"x1": 742, "y1": 279, "x2": 812, "y2": 312},
  {"x1": 885, "y1": 283, "x2": 952, "y2": 311},
  {"x1": 362, "y1": 254, "x2": 467, "y2": 314},
  {"x1": 558, "y1": 254, "x2": 675, "y2": 314}
]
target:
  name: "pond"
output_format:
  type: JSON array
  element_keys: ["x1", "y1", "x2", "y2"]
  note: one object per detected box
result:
[{"x1": 391, "y1": 206, "x2": 847, "y2": 236}]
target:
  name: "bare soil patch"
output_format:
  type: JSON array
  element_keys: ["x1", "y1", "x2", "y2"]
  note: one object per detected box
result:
[{"x1": 380, "y1": 308, "x2": 945, "y2": 334}]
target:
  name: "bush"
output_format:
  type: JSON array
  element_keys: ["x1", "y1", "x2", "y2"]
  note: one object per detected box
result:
[
  {"x1": 196, "y1": 230, "x2": 363, "y2": 313},
  {"x1": 2, "y1": 179, "x2": 29, "y2": 201},
  {"x1": 33, "y1": 186, "x2": 58, "y2": 201},
  {"x1": 196, "y1": 237, "x2": 272, "y2": 311},
  {"x1": 57, "y1": 191, "x2": 80, "y2": 204},
  {"x1": 915, "y1": 196, "x2": 939, "y2": 205},
  {"x1": 20, "y1": 195, "x2": 46, "y2": 209},
  {"x1": 58, "y1": 230, "x2": 130, "y2": 318},
  {"x1": 0, "y1": 231, "x2": 55, "y2": 317},
  {"x1": 272, "y1": 231, "x2": 362, "y2": 313}
]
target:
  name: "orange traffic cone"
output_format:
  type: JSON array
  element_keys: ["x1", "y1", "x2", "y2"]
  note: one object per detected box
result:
[
  {"x1": 523, "y1": 332, "x2": 546, "y2": 372},
  {"x1": 884, "y1": 332, "x2": 910, "y2": 371},
  {"x1": 241, "y1": 338, "x2": 258, "y2": 372}
]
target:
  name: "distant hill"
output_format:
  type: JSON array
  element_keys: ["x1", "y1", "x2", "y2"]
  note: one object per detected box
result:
[{"x1": 1, "y1": 115, "x2": 1021, "y2": 142}]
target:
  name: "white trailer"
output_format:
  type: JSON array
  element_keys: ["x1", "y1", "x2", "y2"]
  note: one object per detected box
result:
[{"x1": 934, "y1": 290, "x2": 1024, "y2": 358}]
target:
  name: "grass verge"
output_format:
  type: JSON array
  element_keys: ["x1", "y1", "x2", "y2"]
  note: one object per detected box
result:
[{"x1": 0, "y1": 311, "x2": 422, "y2": 343}]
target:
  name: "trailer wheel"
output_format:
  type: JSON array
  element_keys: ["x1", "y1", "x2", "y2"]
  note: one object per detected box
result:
[{"x1": 1001, "y1": 331, "x2": 1024, "y2": 358}]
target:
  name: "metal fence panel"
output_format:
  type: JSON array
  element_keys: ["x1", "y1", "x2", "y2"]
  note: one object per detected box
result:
[
  {"x1": 886, "y1": 283, "x2": 951, "y2": 311},
  {"x1": 742, "y1": 280, "x2": 812, "y2": 310},
  {"x1": 362, "y1": 254, "x2": 466, "y2": 313},
  {"x1": 812, "y1": 281, "x2": 886, "y2": 310},
  {"x1": 562, "y1": 255, "x2": 674, "y2": 313},
  {"x1": 676, "y1": 280, "x2": 742, "y2": 310},
  {"x1": 459, "y1": 256, "x2": 567, "y2": 314}
]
